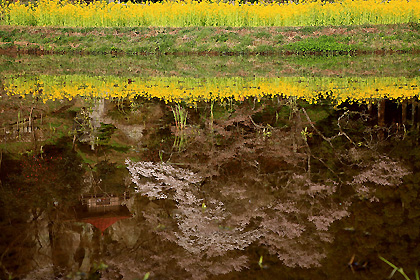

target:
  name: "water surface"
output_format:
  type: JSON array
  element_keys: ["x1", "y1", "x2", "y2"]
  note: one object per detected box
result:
[{"x1": 1, "y1": 54, "x2": 420, "y2": 280}]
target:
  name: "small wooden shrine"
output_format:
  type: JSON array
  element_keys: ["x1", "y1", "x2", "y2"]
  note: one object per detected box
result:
[{"x1": 78, "y1": 192, "x2": 132, "y2": 234}]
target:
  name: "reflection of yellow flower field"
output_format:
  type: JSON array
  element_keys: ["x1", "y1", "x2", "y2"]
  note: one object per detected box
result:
[
  {"x1": 4, "y1": 75, "x2": 420, "y2": 104},
  {"x1": 2, "y1": 0, "x2": 420, "y2": 27}
]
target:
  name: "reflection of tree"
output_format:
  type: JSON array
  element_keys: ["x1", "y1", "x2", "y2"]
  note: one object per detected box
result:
[
  {"x1": 1, "y1": 144, "x2": 84, "y2": 216},
  {"x1": 89, "y1": 159, "x2": 128, "y2": 195},
  {"x1": 1, "y1": 97, "x2": 417, "y2": 279},
  {"x1": 260, "y1": 174, "x2": 348, "y2": 268},
  {"x1": 123, "y1": 98, "x2": 415, "y2": 278},
  {"x1": 350, "y1": 156, "x2": 410, "y2": 202},
  {"x1": 123, "y1": 106, "x2": 272, "y2": 276},
  {"x1": 126, "y1": 159, "x2": 258, "y2": 278},
  {"x1": 0, "y1": 141, "x2": 84, "y2": 278},
  {"x1": 126, "y1": 126, "x2": 349, "y2": 276}
]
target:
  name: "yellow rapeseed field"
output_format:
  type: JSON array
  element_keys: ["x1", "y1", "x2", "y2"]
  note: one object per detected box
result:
[
  {"x1": 2, "y1": 0, "x2": 420, "y2": 27},
  {"x1": 4, "y1": 75, "x2": 420, "y2": 104}
]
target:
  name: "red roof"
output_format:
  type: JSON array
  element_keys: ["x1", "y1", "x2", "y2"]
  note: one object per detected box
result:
[{"x1": 82, "y1": 216, "x2": 131, "y2": 233}]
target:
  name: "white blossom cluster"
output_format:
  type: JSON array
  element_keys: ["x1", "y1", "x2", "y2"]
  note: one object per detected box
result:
[
  {"x1": 125, "y1": 159, "x2": 201, "y2": 199},
  {"x1": 351, "y1": 156, "x2": 410, "y2": 201},
  {"x1": 126, "y1": 159, "x2": 262, "y2": 257}
]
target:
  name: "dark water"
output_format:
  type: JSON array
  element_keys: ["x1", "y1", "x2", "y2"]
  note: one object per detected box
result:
[{"x1": 1, "y1": 55, "x2": 420, "y2": 280}]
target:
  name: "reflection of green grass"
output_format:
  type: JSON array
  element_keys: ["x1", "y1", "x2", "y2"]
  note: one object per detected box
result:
[
  {"x1": 77, "y1": 150, "x2": 96, "y2": 166},
  {"x1": 0, "y1": 142, "x2": 33, "y2": 155},
  {"x1": 380, "y1": 256, "x2": 419, "y2": 280},
  {"x1": 304, "y1": 107, "x2": 330, "y2": 123},
  {"x1": 212, "y1": 103, "x2": 232, "y2": 120},
  {"x1": 2, "y1": 53, "x2": 419, "y2": 79},
  {"x1": 172, "y1": 104, "x2": 188, "y2": 130},
  {"x1": 109, "y1": 141, "x2": 130, "y2": 153}
]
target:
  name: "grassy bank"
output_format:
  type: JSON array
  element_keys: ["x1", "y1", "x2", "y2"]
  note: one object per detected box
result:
[
  {"x1": 2, "y1": 53, "x2": 420, "y2": 78},
  {"x1": 1, "y1": 23, "x2": 420, "y2": 55}
]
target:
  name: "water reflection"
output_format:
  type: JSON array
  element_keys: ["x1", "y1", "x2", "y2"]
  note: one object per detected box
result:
[
  {"x1": 4, "y1": 75, "x2": 420, "y2": 104},
  {"x1": 1, "y1": 79, "x2": 420, "y2": 279},
  {"x1": 1, "y1": 54, "x2": 420, "y2": 79}
]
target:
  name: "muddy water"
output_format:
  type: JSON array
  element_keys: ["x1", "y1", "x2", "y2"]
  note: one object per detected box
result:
[{"x1": 1, "y1": 57, "x2": 420, "y2": 279}]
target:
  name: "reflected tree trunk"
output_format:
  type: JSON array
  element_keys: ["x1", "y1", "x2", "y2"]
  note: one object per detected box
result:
[
  {"x1": 413, "y1": 100, "x2": 419, "y2": 129},
  {"x1": 48, "y1": 218, "x2": 62, "y2": 278},
  {"x1": 402, "y1": 99, "x2": 407, "y2": 125},
  {"x1": 378, "y1": 99, "x2": 385, "y2": 127},
  {"x1": 378, "y1": 99, "x2": 385, "y2": 140}
]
